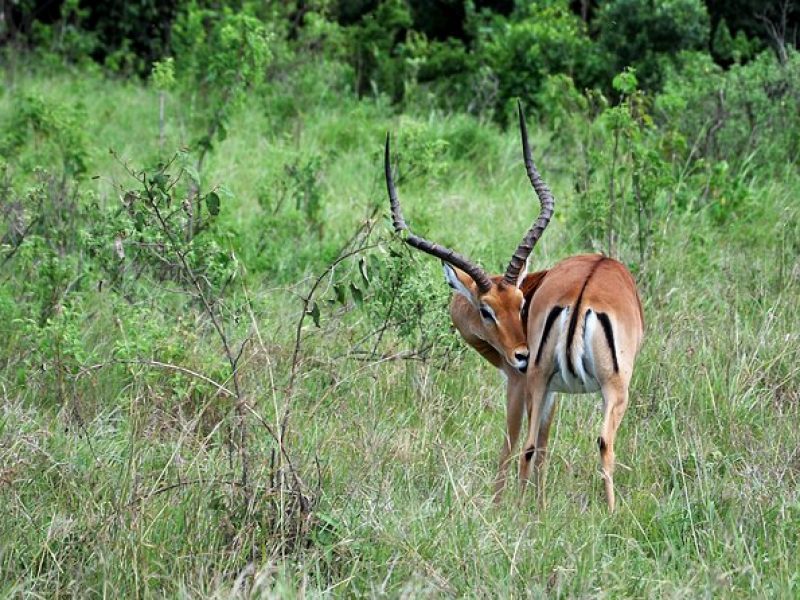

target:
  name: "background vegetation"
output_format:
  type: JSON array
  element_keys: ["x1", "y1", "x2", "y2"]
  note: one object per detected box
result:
[{"x1": 1, "y1": 0, "x2": 799, "y2": 596}]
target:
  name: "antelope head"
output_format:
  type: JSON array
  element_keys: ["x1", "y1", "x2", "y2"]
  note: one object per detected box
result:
[{"x1": 384, "y1": 102, "x2": 554, "y2": 374}]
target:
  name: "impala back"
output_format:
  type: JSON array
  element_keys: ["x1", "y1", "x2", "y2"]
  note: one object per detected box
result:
[{"x1": 526, "y1": 254, "x2": 644, "y2": 394}]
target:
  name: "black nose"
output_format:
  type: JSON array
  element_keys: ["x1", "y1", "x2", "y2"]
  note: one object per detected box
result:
[{"x1": 515, "y1": 351, "x2": 529, "y2": 362}]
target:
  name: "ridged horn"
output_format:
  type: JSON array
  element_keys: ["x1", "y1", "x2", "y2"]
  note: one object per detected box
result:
[
  {"x1": 385, "y1": 133, "x2": 492, "y2": 295},
  {"x1": 504, "y1": 100, "x2": 555, "y2": 286}
]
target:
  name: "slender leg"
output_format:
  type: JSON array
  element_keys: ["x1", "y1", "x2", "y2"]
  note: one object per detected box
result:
[
  {"x1": 598, "y1": 379, "x2": 629, "y2": 512},
  {"x1": 519, "y1": 375, "x2": 548, "y2": 504},
  {"x1": 493, "y1": 374, "x2": 525, "y2": 502},
  {"x1": 532, "y1": 393, "x2": 557, "y2": 508}
]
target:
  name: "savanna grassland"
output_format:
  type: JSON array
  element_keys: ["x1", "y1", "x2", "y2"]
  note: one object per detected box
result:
[{"x1": 1, "y1": 2, "x2": 799, "y2": 597}]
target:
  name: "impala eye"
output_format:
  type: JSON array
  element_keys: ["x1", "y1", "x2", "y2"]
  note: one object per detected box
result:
[{"x1": 480, "y1": 306, "x2": 495, "y2": 323}]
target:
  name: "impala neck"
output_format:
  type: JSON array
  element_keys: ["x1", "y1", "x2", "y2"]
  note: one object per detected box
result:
[{"x1": 519, "y1": 270, "x2": 549, "y2": 336}]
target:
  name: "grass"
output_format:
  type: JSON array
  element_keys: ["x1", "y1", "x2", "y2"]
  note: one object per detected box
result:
[{"x1": 0, "y1": 61, "x2": 799, "y2": 598}]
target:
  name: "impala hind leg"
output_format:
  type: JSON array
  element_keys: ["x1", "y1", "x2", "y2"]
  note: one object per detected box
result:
[
  {"x1": 493, "y1": 375, "x2": 525, "y2": 502},
  {"x1": 519, "y1": 377, "x2": 548, "y2": 505},
  {"x1": 598, "y1": 379, "x2": 629, "y2": 512}
]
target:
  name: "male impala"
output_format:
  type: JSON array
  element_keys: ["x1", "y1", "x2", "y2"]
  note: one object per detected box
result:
[{"x1": 385, "y1": 103, "x2": 644, "y2": 511}]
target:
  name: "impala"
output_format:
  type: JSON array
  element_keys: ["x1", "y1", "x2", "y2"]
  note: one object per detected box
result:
[{"x1": 384, "y1": 103, "x2": 644, "y2": 511}]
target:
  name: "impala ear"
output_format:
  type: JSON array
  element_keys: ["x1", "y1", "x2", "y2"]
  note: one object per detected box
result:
[
  {"x1": 443, "y1": 262, "x2": 479, "y2": 306},
  {"x1": 515, "y1": 256, "x2": 529, "y2": 288}
]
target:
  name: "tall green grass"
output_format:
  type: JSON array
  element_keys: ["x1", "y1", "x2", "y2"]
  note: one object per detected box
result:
[{"x1": 0, "y1": 63, "x2": 798, "y2": 597}]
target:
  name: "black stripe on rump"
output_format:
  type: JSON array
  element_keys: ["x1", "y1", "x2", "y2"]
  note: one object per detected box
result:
[
  {"x1": 535, "y1": 305, "x2": 564, "y2": 365},
  {"x1": 596, "y1": 311, "x2": 619, "y2": 373},
  {"x1": 565, "y1": 257, "x2": 605, "y2": 376}
]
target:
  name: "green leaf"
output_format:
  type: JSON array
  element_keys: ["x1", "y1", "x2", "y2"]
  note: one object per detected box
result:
[
  {"x1": 334, "y1": 284, "x2": 347, "y2": 305},
  {"x1": 369, "y1": 253, "x2": 381, "y2": 271},
  {"x1": 206, "y1": 192, "x2": 220, "y2": 216},
  {"x1": 612, "y1": 67, "x2": 638, "y2": 96},
  {"x1": 358, "y1": 257, "x2": 370, "y2": 286},
  {"x1": 350, "y1": 284, "x2": 363, "y2": 306},
  {"x1": 184, "y1": 164, "x2": 200, "y2": 186},
  {"x1": 152, "y1": 172, "x2": 167, "y2": 193},
  {"x1": 308, "y1": 302, "x2": 321, "y2": 327},
  {"x1": 134, "y1": 212, "x2": 146, "y2": 232}
]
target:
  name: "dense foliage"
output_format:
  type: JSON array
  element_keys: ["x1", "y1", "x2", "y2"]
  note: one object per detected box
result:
[
  {"x1": 1, "y1": 0, "x2": 799, "y2": 596},
  {"x1": 2, "y1": 0, "x2": 798, "y2": 112}
]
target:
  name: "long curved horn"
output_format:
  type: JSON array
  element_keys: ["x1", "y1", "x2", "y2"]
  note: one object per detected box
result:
[
  {"x1": 504, "y1": 100, "x2": 555, "y2": 286},
  {"x1": 385, "y1": 133, "x2": 492, "y2": 294}
]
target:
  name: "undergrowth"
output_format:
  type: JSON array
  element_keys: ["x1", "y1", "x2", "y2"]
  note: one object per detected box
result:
[{"x1": 0, "y1": 52, "x2": 798, "y2": 597}]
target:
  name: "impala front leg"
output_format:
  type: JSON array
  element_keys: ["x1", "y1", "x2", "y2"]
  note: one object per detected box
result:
[
  {"x1": 519, "y1": 374, "x2": 548, "y2": 506},
  {"x1": 493, "y1": 372, "x2": 525, "y2": 502},
  {"x1": 532, "y1": 392, "x2": 557, "y2": 507}
]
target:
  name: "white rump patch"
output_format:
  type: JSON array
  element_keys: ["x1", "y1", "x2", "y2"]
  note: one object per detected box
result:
[
  {"x1": 582, "y1": 309, "x2": 599, "y2": 381},
  {"x1": 548, "y1": 307, "x2": 600, "y2": 394}
]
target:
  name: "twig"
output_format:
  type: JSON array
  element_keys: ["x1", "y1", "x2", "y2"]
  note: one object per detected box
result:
[
  {"x1": 0, "y1": 215, "x2": 40, "y2": 268},
  {"x1": 75, "y1": 359, "x2": 236, "y2": 398},
  {"x1": 370, "y1": 269, "x2": 400, "y2": 356},
  {"x1": 287, "y1": 207, "x2": 380, "y2": 392}
]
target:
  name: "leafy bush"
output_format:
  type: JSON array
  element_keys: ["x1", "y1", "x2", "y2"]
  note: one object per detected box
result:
[
  {"x1": 0, "y1": 94, "x2": 89, "y2": 176},
  {"x1": 398, "y1": 32, "x2": 480, "y2": 113},
  {"x1": 595, "y1": 0, "x2": 711, "y2": 93},
  {"x1": 548, "y1": 68, "x2": 674, "y2": 269},
  {"x1": 656, "y1": 49, "x2": 800, "y2": 171},
  {"x1": 92, "y1": 154, "x2": 235, "y2": 296},
  {"x1": 366, "y1": 244, "x2": 464, "y2": 359},
  {"x1": 344, "y1": 0, "x2": 413, "y2": 99},
  {"x1": 172, "y1": 5, "x2": 273, "y2": 93},
  {"x1": 245, "y1": 153, "x2": 340, "y2": 281},
  {"x1": 473, "y1": 0, "x2": 600, "y2": 119},
  {"x1": 83, "y1": 0, "x2": 180, "y2": 73}
]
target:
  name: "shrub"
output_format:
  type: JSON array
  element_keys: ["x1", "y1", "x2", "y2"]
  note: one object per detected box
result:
[
  {"x1": 655, "y1": 48, "x2": 800, "y2": 171},
  {"x1": 595, "y1": 0, "x2": 711, "y2": 93},
  {"x1": 0, "y1": 94, "x2": 89, "y2": 177},
  {"x1": 472, "y1": 0, "x2": 601, "y2": 120},
  {"x1": 344, "y1": 0, "x2": 413, "y2": 99}
]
